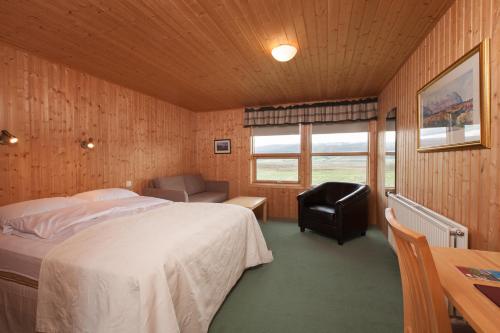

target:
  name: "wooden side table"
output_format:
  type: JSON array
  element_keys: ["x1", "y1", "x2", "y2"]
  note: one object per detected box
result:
[{"x1": 224, "y1": 196, "x2": 267, "y2": 223}]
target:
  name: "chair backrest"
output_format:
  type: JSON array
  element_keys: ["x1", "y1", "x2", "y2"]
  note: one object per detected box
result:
[
  {"x1": 322, "y1": 182, "x2": 365, "y2": 205},
  {"x1": 385, "y1": 208, "x2": 451, "y2": 333}
]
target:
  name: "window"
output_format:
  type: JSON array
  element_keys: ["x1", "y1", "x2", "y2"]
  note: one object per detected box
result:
[
  {"x1": 311, "y1": 122, "x2": 369, "y2": 185},
  {"x1": 385, "y1": 119, "x2": 396, "y2": 189},
  {"x1": 250, "y1": 122, "x2": 372, "y2": 186},
  {"x1": 251, "y1": 125, "x2": 301, "y2": 183}
]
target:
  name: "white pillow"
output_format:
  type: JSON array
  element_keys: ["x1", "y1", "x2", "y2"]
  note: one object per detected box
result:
[
  {"x1": 0, "y1": 197, "x2": 87, "y2": 226},
  {"x1": 72, "y1": 188, "x2": 138, "y2": 202}
]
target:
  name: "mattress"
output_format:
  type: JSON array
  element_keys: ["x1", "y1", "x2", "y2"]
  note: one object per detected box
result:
[
  {"x1": 0, "y1": 233, "x2": 55, "y2": 332},
  {"x1": 0, "y1": 233, "x2": 55, "y2": 282}
]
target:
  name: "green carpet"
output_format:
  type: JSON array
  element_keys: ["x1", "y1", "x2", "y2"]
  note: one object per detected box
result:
[{"x1": 209, "y1": 220, "x2": 403, "y2": 333}]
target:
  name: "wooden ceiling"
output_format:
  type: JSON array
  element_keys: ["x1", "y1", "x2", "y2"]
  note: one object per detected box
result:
[{"x1": 0, "y1": 0, "x2": 453, "y2": 111}]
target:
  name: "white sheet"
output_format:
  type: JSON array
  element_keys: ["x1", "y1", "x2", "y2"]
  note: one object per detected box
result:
[{"x1": 36, "y1": 202, "x2": 273, "y2": 333}]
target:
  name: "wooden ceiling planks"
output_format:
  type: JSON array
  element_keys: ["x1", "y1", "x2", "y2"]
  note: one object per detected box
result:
[{"x1": 0, "y1": 0, "x2": 454, "y2": 111}]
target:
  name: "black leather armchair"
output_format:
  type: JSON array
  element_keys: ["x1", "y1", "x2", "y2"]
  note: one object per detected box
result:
[{"x1": 297, "y1": 182, "x2": 370, "y2": 245}]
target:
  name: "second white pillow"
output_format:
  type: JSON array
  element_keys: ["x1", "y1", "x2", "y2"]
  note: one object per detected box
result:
[{"x1": 73, "y1": 188, "x2": 138, "y2": 202}]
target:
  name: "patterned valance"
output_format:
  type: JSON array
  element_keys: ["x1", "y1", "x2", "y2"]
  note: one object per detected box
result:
[{"x1": 244, "y1": 97, "x2": 378, "y2": 127}]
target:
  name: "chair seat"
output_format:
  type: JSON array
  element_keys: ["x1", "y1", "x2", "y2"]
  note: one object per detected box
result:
[
  {"x1": 308, "y1": 205, "x2": 335, "y2": 216},
  {"x1": 451, "y1": 318, "x2": 475, "y2": 333}
]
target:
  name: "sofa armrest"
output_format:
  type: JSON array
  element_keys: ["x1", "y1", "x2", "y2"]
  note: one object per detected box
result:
[
  {"x1": 143, "y1": 188, "x2": 188, "y2": 202},
  {"x1": 205, "y1": 180, "x2": 229, "y2": 194}
]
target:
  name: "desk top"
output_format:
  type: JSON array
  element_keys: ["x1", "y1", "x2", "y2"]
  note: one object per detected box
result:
[{"x1": 431, "y1": 247, "x2": 500, "y2": 333}]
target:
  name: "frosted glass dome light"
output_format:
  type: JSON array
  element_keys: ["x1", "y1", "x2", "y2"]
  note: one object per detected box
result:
[{"x1": 271, "y1": 44, "x2": 297, "y2": 62}]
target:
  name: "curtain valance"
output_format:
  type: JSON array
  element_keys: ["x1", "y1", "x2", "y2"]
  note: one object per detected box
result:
[{"x1": 244, "y1": 97, "x2": 378, "y2": 127}]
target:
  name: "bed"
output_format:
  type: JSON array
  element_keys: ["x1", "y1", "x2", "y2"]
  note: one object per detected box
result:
[{"x1": 0, "y1": 189, "x2": 273, "y2": 333}]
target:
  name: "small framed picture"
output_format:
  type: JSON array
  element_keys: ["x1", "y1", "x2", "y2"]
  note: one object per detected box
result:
[{"x1": 214, "y1": 139, "x2": 231, "y2": 154}]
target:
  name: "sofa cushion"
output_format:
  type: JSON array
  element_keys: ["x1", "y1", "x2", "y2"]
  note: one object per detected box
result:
[
  {"x1": 154, "y1": 175, "x2": 186, "y2": 191},
  {"x1": 189, "y1": 192, "x2": 227, "y2": 203},
  {"x1": 184, "y1": 175, "x2": 206, "y2": 195}
]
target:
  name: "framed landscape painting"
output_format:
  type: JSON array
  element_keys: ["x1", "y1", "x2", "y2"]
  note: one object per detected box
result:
[
  {"x1": 214, "y1": 139, "x2": 231, "y2": 154},
  {"x1": 417, "y1": 39, "x2": 491, "y2": 152}
]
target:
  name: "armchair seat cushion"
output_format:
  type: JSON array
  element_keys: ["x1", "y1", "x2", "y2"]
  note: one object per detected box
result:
[
  {"x1": 189, "y1": 191, "x2": 228, "y2": 203},
  {"x1": 308, "y1": 205, "x2": 335, "y2": 216}
]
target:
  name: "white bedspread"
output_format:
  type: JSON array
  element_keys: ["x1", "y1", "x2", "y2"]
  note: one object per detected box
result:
[{"x1": 36, "y1": 202, "x2": 273, "y2": 333}]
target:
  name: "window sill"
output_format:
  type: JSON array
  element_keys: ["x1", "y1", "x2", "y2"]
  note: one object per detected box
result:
[{"x1": 385, "y1": 188, "x2": 396, "y2": 197}]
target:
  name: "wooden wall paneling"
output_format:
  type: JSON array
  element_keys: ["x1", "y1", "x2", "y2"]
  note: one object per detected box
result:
[
  {"x1": 368, "y1": 120, "x2": 378, "y2": 226},
  {"x1": 488, "y1": 0, "x2": 500, "y2": 250},
  {"x1": 0, "y1": 41, "x2": 195, "y2": 206},
  {"x1": 375, "y1": 111, "x2": 387, "y2": 235},
  {"x1": 377, "y1": 0, "x2": 500, "y2": 250}
]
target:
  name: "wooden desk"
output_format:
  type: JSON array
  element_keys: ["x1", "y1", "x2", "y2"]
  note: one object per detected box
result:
[
  {"x1": 431, "y1": 248, "x2": 500, "y2": 333},
  {"x1": 224, "y1": 196, "x2": 267, "y2": 223}
]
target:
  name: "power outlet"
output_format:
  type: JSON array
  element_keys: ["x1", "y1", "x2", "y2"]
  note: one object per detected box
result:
[{"x1": 125, "y1": 180, "x2": 133, "y2": 188}]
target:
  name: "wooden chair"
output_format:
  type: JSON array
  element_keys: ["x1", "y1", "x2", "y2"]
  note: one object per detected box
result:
[{"x1": 385, "y1": 208, "x2": 453, "y2": 333}]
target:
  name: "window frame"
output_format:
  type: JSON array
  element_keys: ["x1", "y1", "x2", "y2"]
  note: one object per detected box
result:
[
  {"x1": 310, "y1": 129, "x2": 370, "y2": 185},
  {"x1": 250, "y1": 124, "x2": 304, "y2": 185},
  {"x1": 251, "y1": 154, "x2": 302, "y2": 185}
]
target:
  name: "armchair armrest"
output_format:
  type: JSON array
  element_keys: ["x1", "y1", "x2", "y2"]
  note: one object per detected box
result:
[
  {"x1": 334, "y1": 185, "x2": 370, "y2": 236},
  {"x1": 143, "y1": 187, "x2": 188, "y2": 202},
  {"x1": 205, "y1": 180, "x2": 229, "y2": 194}
]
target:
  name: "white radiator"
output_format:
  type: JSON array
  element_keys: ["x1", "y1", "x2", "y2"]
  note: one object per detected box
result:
[{"x1": 387, "y1": 193, "x2": 468, "y2": 249}]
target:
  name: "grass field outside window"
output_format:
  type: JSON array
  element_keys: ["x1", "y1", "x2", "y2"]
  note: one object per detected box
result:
[
  {"x1": 312, "y1": 156, "x2": 367, "y2": 184},
  {"x1": 255, "y1": 159, "x2": 299, "y2": 182}
]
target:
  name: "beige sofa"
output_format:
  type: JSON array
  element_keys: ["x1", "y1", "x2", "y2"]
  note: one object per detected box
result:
[{"x1": 144, "y1": 174, "x2": 229, "y2": 203}]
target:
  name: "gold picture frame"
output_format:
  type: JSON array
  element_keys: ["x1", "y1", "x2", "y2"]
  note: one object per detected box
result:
[{"x1": 417, "y1": 39, "x2": 490, "y2": 152}]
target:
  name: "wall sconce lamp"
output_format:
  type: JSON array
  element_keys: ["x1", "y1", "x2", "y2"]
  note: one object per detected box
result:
[
  {"x1": 80, "y1": 137, "x2": 95, "y2": 149},
  {"x1": 0, "y1": 130, "x2": 18, "y2": 145}
]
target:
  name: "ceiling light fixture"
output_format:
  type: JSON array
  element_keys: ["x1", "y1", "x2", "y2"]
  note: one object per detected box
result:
[
  {"x1": 0, "y1": 130, "x2": 18, "y2": 145},
  {"x1": 271, "y1": 44, "x2": 297, "y2": 62},
  {"x1": 80, "y1": 137, "x2": 95, "y2": 149}
]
